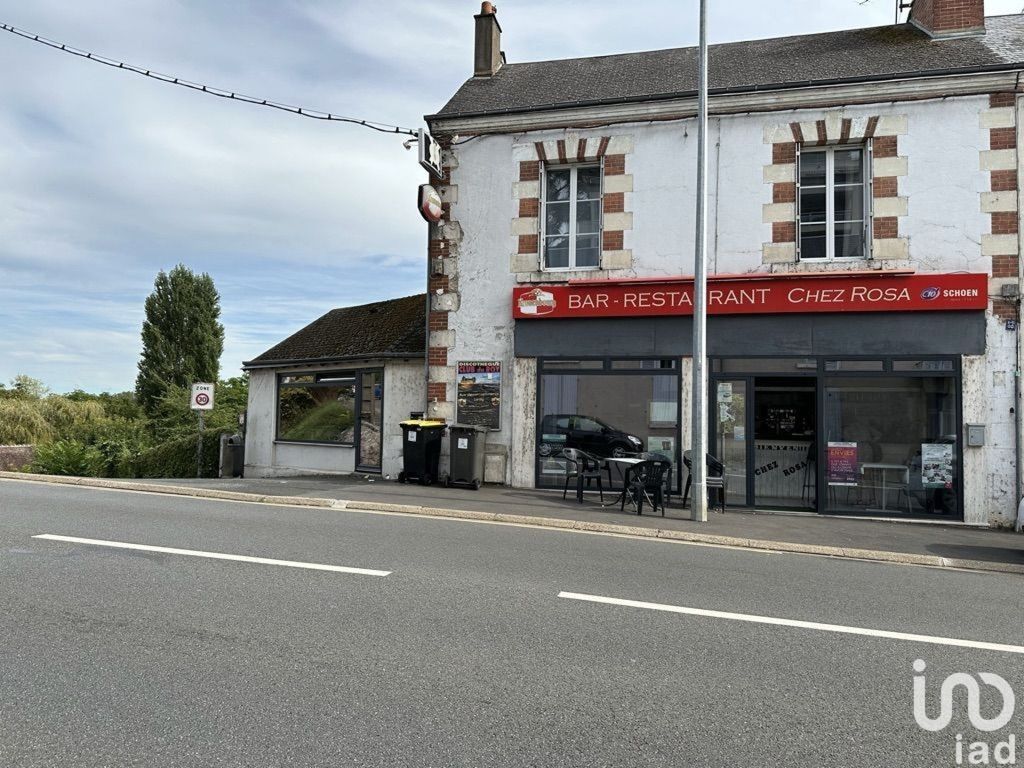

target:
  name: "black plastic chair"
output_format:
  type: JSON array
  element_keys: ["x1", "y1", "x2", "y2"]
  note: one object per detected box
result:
[
  {"x1": 682, "y1": 451, "x2": 727, "y2": 513},
  {"x1": 561, "y1": 448, "x2": 604, "y2": 503},
  {"x1": 638, "y1": 451, "x2": 674, "y2": 506},
  {"x1": 621, "y1": 459, "x2": 671, "y2": 516}
]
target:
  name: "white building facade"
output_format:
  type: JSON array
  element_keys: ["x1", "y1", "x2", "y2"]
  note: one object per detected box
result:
[{"x1": 425, "y1": 1, "x2": 1024, "y2": 525}]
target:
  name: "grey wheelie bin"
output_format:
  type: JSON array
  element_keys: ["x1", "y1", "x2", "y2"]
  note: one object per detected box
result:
[{"x1": 447, "y1": 424, "x2": 489, "y2": 490}]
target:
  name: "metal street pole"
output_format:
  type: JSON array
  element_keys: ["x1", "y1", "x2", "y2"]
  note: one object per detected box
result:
[
  {"x1": 196, "y1": 410, "x2": 205, "y2": 479},
  {"x1": 690, "y1": 0, "x2": 709, "y2": 522}
]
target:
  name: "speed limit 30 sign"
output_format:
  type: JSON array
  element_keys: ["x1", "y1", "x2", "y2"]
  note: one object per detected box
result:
[{"x1": 190, "y1": 382, "x2": 215, "y2": 411}]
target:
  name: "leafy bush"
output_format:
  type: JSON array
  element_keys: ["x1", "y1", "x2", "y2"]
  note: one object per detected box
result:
[
  {"x1": 0, "y1": 399, "x2": 55, "y2": 444},
  {"x1": 131, "y1": 429, "x2": 222, "y2": 478},
  {"x1": 31, "y1": 440, "x2": 105, "y2": 477},
  {"x1": 90, "y1": 418, "x2": 154, "y2": 477},
  {"x1": 0, "y1": 376, "x2": 243, "y2": 479},
  {"x1": 39, "y1": 397, "x2": 107, "y2": 441},
  {"x1": 66, "y1": 390, "x2": 145, "y2": 421}
]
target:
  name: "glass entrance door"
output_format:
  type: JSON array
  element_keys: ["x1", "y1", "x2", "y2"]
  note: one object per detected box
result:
[
  {"x1": 357, "y1": 370, "x2": 384, "y2": 472},
  {"x1": 751, "y1": 378, "x2": 816, "y2": 510},
  {"x1": 711, "y1": 374, "x2": 817, "y2": 510}
]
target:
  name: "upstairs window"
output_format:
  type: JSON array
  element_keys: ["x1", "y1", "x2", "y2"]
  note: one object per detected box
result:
[
  {"x1": 542, "y1": 164, "x2": 602, "y2": 270},
  {"x1": 798, "y1": 146, "x2": 870, "y2": 260}
]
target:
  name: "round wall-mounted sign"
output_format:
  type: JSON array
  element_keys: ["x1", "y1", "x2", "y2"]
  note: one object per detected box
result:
[{"x1": 418, "y1": 184, "x2": 443, "y2": 224}]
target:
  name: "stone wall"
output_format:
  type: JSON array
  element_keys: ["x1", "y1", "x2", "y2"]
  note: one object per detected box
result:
[{"x1": 0, "y1": 445, "x2": 34, "y2": 471}]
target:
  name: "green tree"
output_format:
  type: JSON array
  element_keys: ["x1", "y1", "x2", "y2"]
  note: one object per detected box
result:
[
  {"x1": 135, "y1": 265, "x2": 224, "y2": 416},
  {"x1": 9, "y1": 375, "x2": 48, "y2": 400}
]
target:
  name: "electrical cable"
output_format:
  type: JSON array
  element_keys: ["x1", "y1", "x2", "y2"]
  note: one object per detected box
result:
[{"x1": 0, "y1": 22, "x2": 418, "y2": 136}]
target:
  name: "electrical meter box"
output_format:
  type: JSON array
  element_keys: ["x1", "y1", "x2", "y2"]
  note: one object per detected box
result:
[{"x1": 966, "y1": 424, "x2": 985, "y2": 448}]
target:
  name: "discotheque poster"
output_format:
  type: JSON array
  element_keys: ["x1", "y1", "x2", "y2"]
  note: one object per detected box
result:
[{"x1": 456, "y1": 362, "x2": 501, "y2": 430}]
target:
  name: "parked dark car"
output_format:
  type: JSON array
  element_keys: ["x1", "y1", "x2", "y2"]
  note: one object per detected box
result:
[{"x1": 538, "y1": 414, "x2": 643, "y2": 459}]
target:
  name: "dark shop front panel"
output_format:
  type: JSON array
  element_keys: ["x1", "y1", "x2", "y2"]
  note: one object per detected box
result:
[{"x1": 514, "y1": 312, "x2": 985, "y2": 359}]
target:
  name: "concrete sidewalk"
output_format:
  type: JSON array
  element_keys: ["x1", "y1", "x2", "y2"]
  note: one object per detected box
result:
[{"x1": 4, "y1": 471, "x2": 1023, "y2": 574}]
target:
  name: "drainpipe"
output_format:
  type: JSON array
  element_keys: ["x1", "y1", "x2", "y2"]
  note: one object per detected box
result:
[
  {"x1": 424, "y1": 221, "x2": 432, "y2": 418},
  {"x1": 1015, "y1": 86, "x2": 1024, "y2": 528}
]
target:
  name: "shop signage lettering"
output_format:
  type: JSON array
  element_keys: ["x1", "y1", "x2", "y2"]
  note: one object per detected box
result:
[
  {"x1": 513, "y1": 273, "x2": 988, "y2": 320},
  {"x1": 752, "y1": 456, "x2": 811, "y2": 478}
]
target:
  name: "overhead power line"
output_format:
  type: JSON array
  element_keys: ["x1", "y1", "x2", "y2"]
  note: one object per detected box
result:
[{"x1": 0, "y1": 22, "x2": 418, "y2": 136}]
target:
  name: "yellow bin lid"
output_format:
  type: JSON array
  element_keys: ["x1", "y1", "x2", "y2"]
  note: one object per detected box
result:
[{"x1": 400, "y1": 419, "x2": 446, "y2": 427}]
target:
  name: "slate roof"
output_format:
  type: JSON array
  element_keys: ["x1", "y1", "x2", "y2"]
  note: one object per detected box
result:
[
  {"x1": 244, "y1": 294, "x2": 426, "y2": 367},
  {"x1": 430, "y1": 15, "x2": 1024, "y2": 120}
]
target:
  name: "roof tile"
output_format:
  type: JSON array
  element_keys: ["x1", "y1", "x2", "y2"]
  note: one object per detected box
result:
[
  {"x1": 245, "y1": 294, "x2": 425, "y2": 367},
  {"x1": 431, "y1": 17, "x2": 1024, "y2": 119}
]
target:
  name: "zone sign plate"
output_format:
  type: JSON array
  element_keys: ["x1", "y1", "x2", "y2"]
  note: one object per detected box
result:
[{"x1": 190, "y1": 382, "x2": 215, "y2": 411}]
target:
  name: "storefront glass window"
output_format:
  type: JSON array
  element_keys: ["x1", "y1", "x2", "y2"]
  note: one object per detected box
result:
[
  {"x1": 537, "y1": 364, "x2": 679, "y2": 490},
  {"x1": 823, "y1": 376, "x2": 959, "y2": 516},
  {"x1": 278, "y1": 376, "x2": 356, "y2": 443},
  {"x1": 276, "y1": 368, "x2": 385, "y2": 455}
]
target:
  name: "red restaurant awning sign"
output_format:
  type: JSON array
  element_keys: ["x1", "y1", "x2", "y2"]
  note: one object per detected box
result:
[{"x1": 513, "y1": 272, "x2": 988, "y2": 319}]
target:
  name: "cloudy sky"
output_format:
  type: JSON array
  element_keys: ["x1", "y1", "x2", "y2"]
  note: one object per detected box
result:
[{"x1": 0, "y1": 0, "x2": 1020, "y2": 393}]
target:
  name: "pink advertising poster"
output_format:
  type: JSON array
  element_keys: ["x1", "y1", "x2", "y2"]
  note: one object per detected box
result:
[{"x1": 827, "y1": 442, "x2": 858, "y2": 486}]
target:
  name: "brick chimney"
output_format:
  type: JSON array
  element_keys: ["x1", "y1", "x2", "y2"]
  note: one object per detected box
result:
[
  {"x1": 474, "y1": 2, "x2": 503, "y2": 77},
  {"x1": 909, "y1": 0, "x2": 985, "y2": 39}
]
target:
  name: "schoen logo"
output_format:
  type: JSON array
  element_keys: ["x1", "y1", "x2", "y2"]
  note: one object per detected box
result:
[{"x1": 921, "y1": 287, "x2": 941, "y2": 301}]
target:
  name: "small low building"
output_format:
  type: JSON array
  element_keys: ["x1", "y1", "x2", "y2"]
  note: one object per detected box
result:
[{"x1": 242, "y1": 294, "x2": 426, "y2": 479}]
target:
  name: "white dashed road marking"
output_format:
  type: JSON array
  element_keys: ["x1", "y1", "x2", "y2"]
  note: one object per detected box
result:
[
  {"x1": 33, "y1": 534, "x2": 391, "y2": 576},
  {"x1": 559, "y1": 591, "x2": 1024, "y2": 654}
]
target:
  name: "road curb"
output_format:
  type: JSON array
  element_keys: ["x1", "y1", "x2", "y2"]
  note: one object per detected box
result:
[{"x1": 2, "y1": 471, "x2": 1020, "y2": 575}]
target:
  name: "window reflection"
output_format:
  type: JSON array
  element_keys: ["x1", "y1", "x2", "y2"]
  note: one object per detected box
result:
[
  {"x1": 537, "y1": 369, "x2": 679, "y2": 490},
  {"x1": 824, "y1": 377, "x2": 958, "y2": 516}
]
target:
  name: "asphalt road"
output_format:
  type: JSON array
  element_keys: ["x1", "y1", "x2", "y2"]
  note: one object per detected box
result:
[{"x1": 2, "y1": 478, "x2": 1024, "y2": 767}]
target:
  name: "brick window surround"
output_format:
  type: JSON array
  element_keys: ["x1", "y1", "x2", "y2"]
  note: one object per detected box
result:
[
  {"x1": 981, "y1": 92, "x2": 1020, "y2": 324},
  {"x1": 762, "y1": 114, "x2": 909, "y2": 268},
  {"x1": 425, "y1": 138, "x2": 459, "y2": 420},
  {"x1": 510, "y1": 134, "x2": 634, "y2": 282}
]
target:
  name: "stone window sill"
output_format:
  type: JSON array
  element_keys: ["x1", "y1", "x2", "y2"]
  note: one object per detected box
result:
[{"x1": 514, "y1": 269, "x2": 624, "y2": 284}]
